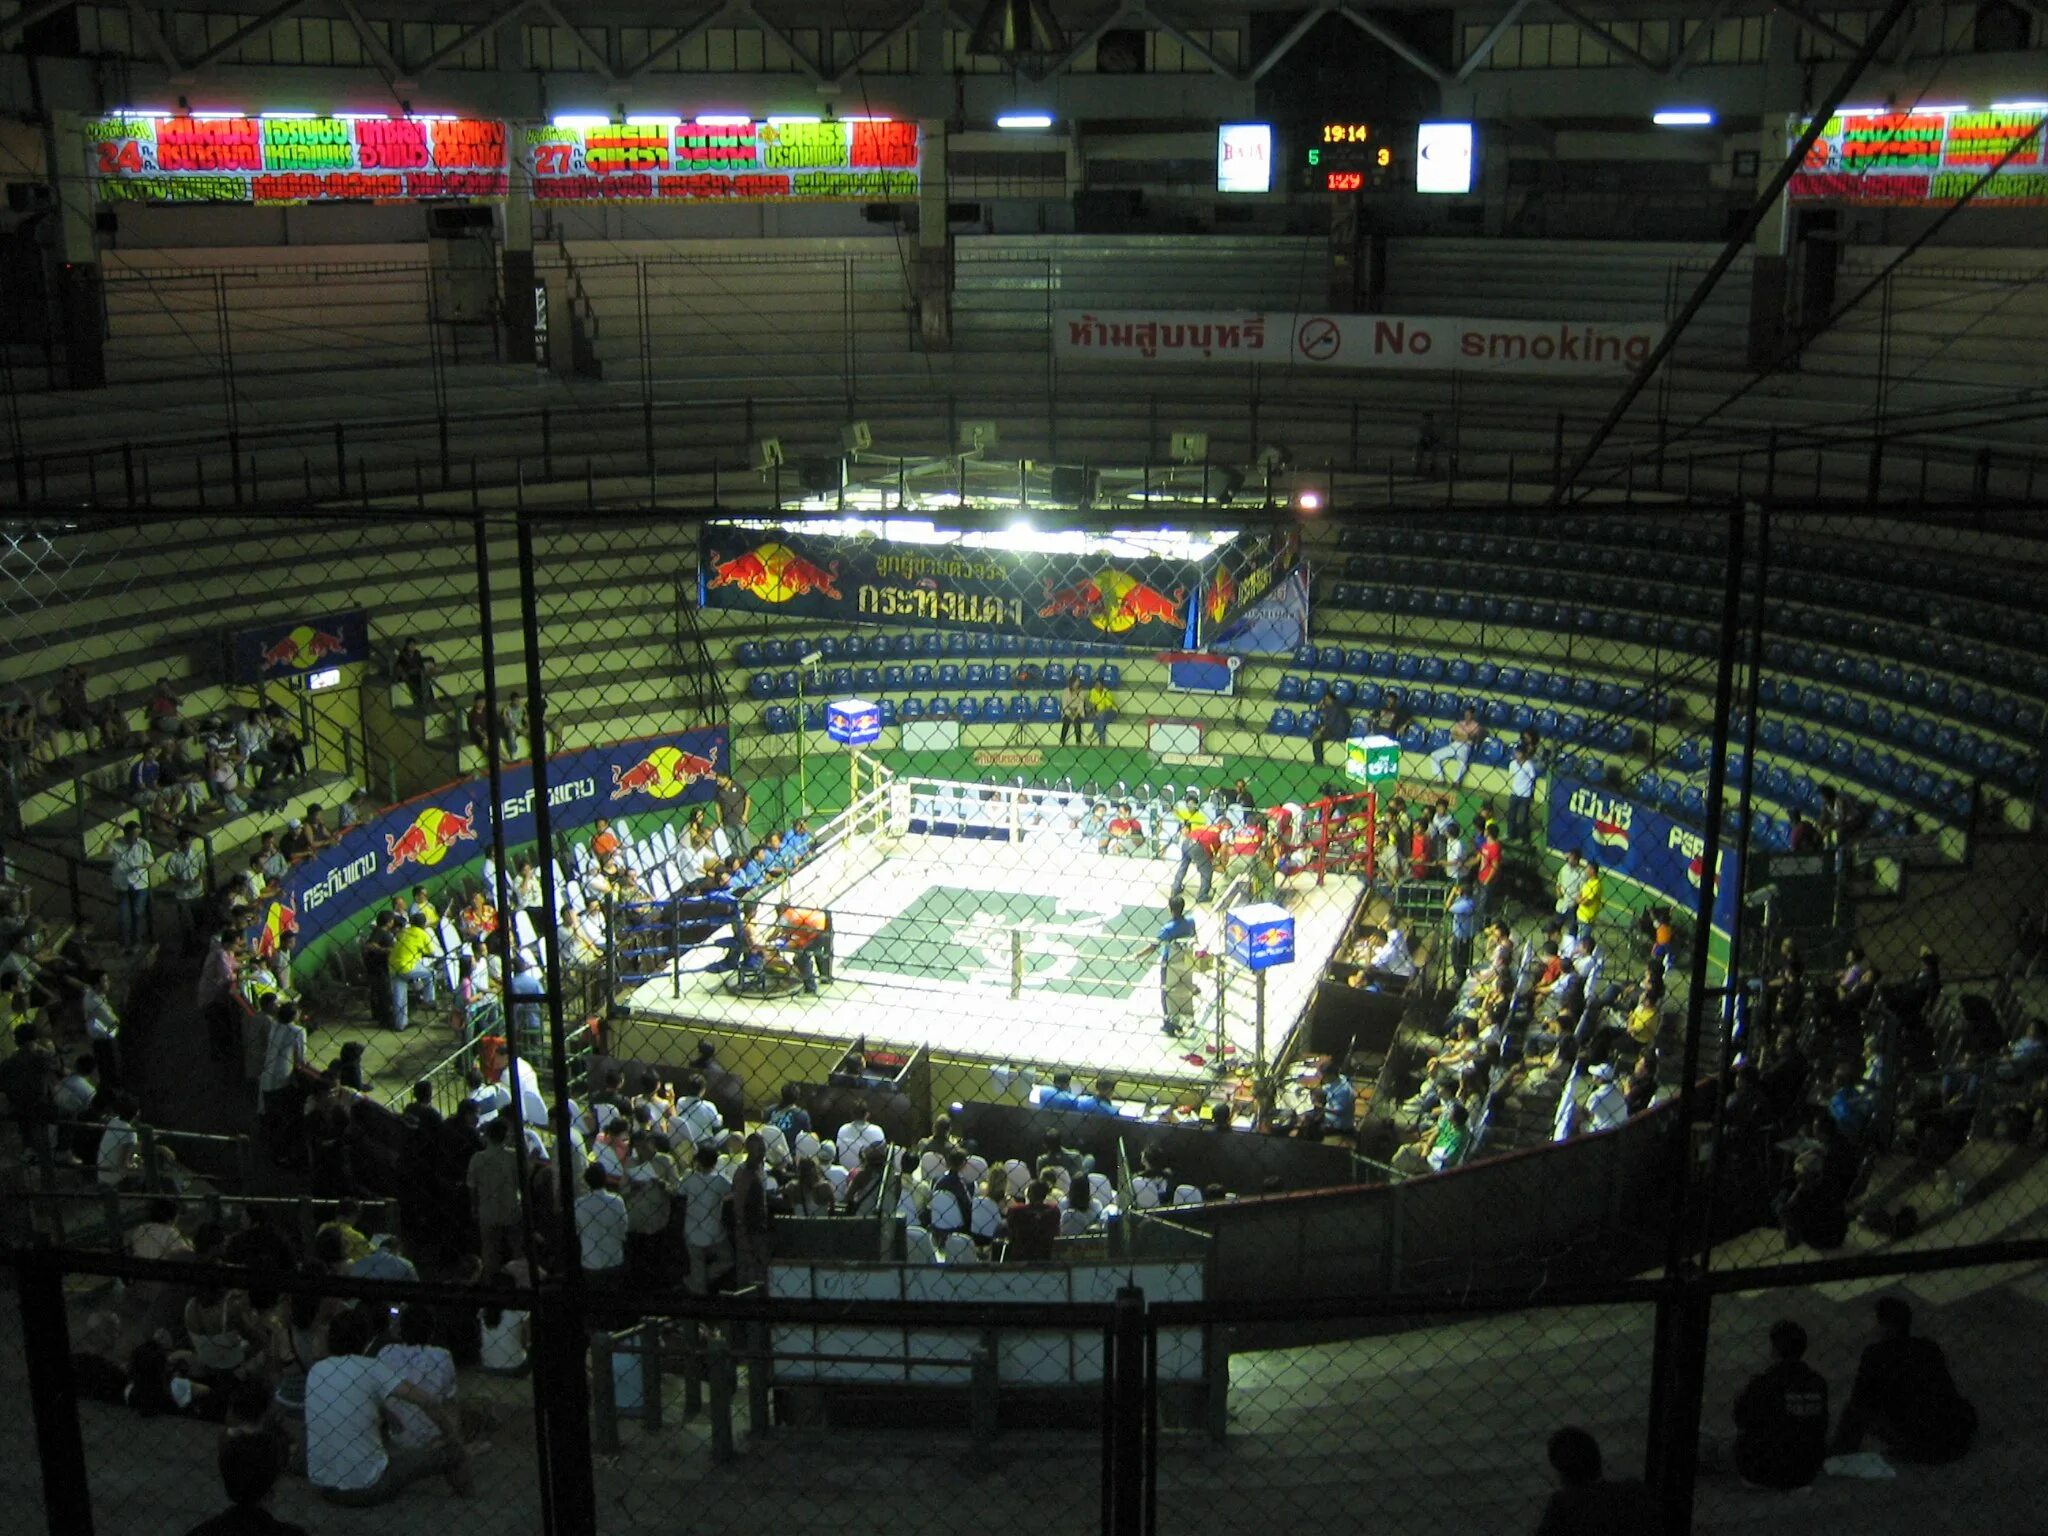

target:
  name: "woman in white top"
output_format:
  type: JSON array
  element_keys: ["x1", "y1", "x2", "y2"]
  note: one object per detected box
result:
[{"x1": 1059, "y1": 1181, "x2": 1100, "y2": 1237}]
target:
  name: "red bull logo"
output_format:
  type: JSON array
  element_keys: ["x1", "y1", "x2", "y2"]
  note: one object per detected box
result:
[
  {"x1": 707, "y1": 542, "x2": 842, "y2": 604},
  {"x1": 1042, "y1": 569, "x2": 1185, "y2": 634},
  {"x1": 385, "y1": 800, "x2": 479, "y2": 873},
  {"x1": 608, "y1": 743, "x2": 719, "y2": 801},
  {"x1": 255, "y1": 899, "x2": 298, "y2": 960},
  {"x1": 1205, "y1": 567, "x2": 1238, "y2": 626},
  {"x1": 260, "y1": 625, "x2": 348, "y2": 671}
]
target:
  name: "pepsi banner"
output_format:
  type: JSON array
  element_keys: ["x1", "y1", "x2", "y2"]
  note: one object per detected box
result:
[
  {"x1": 226, "y1": 610, "x2": 370, "y2": 683},
  {"x1": 698, "y1": 524, "x2": 1199, "y2": 647},
  {"x1": 1547, "y1": 778, "x2": 1741, "y2": 939},
  {"x1": 275, "y1": 727, "x2": 727, "y2": 949}
]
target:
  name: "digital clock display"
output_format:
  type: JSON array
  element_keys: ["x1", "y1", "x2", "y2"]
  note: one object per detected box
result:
[{"x1": 1306, "y1": 121, "x2": 1393, "y2": 191}]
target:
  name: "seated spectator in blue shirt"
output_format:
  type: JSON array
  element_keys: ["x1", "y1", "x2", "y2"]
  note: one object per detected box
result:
[
  {"x1": 1072, "y1": 1076, "x2": 1121, "y2": 1116},
  {"x1": 1041, "y1": 1072, "x2": 1079, "y2": 1113},
  {"x1": 1826, "y1": 1065, "x2": 1875, "y2": 1143},
  {"x1": 1323, "y1": 1069, "x2": 1357, "y2": 1134}
]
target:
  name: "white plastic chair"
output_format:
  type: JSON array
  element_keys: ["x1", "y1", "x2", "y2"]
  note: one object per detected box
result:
[
  {"x1": 1173, "y1": 1185, "x2": 1203, "y2": 1206},
  {"x1": 904, "y1": 1226, "x2": 937, "y2": 1264},
  {"x1": 918, "y1": 1151, "x2": 948, "y2": 1183},
  {"x1": 1045, "y1": 1165, "x2": 1072, "y2": 1196},
  {"x1": 792, "y1": 1131, "x2": 822, "y2": 1162},
  {"x1": 571, "y1": 842, "x2": 594, "y2": 877},
  {"x1": 940, "y1": 1233, "x2": 979, "y2": 1265},
  {"x1": 1087, "y1": 1172, "x2": 1115, "y2": 1209},
  {"x1": 758, "y1": 1123, "x2": 790, "y2": 1168},
  {"x1": 1004, "y1": 1159, "x2": 1032, "y2": 1200},
  {"x1": 712, "y1": 827, "x2": 733, "y2": 860},
  {"x1": 612, "y1": 818, "x2": 631, "y2": 844},
  {"x1": 962, "y1": 1154, "x2": 989, "y2": 1187},
  {"x1": 824, "y1": 1164, "x2": 849, "y2": 1197}
]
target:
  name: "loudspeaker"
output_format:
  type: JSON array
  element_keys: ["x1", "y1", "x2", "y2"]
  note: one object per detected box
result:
[
  {"x1": 1050, "y1": 465, "x2": 1096, "y2": 505},
  {"x1": 798, "y1": 457, "x2": 843, "y2": 493}
]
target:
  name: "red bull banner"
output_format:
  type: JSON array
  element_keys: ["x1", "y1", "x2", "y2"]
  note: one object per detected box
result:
[
  {"x1": 1548, "y1": 778, "x2": 1741, "y2": 941},
  {"x1": 85, "y1": 114, "x2": 508, "y2": 204},
  {"x1": 698, "y1": 524, "x2": 1201, "y2": 647},
  {"x1": 273, "y1": 727, "x2": 726, "y2": 949},
  {"x1": 523, "y1": 117, "x2": 919, "y2": 203},
  {"x1": 1195, "y1": 527, "x2": 1300, "y2": 649},
  {"x1": 225, "y1": 610, "x2": 370, "y2": 683},
  {"x1": 1790, "y1": 106, "x2": 2048, "y2": 207}
]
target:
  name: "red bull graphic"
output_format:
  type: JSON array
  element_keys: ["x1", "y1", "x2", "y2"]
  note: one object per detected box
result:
[
  {"x1": 385, "y1": 800, "x2": 479, "y2": 873},
  {"x1": 1040, "y1": 570, "x2": 1184, "y2": 634},
  {"x1": 1204, "y1": 566, "x2": 1238, "y2": 626},
  {"x1": 1039, "y1": 576, "x2": 1103, "y2": 619},
  {"x1": 609, "y1": 743, "x2": 720, "y2": 801},
  {"x1": 1225, "y1": 904, "x2": 1295, "y2": 970},
  {"x1": 227, "y1": 610, "x2": 368, "y2": 683},
  {"x1": 708, "y1": 542, "x2": 843, "y2": 603},
  {"x1": 255, "y1": 899, "x2": 298, "y2": 960}
]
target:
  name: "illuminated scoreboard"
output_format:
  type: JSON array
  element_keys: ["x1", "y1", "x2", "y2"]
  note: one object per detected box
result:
[{"x1": 1306, "y1": 121, "x2": 1393, "y2": 192}]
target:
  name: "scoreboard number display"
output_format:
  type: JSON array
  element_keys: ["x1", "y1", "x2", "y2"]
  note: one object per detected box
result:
[{"x1": 1305, "y1": 121, "x2": 1394, "y2": 191}]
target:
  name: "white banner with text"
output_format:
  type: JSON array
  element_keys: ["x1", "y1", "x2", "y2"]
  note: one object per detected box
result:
[{"x1": 1054, "y1": 309, "x2": 1661, "y2": 375}]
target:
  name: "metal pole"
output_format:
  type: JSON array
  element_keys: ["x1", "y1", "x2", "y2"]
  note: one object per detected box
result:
[
  {"x1": 1107, "y1": 1287, "x2": 1146, "y2": 1536},
  {"x1": 17, "y1": 1244, "x2": 94, "y2": 1536}
]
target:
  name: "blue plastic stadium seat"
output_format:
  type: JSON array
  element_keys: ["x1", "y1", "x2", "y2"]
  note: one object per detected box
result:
[
  {"x1": 1473, "y1": 662, "x2": 1499, "y2": 690},
  {"x1": 1497, "y1": 666, "x2": 1525, "y2": 695},
  {"x1": 1595, "y1": 682, "x2": 1622, "y2": 711},
  {"x1": 878, "y1": 701, "x2": 898, "y2": 726},
  {"x1": 1844, "y1": 697, "x2": 1868, "y2": 730},
  {"x1": 901, "y1": 698, "x2": 926, "y2": 721},
  {"x1": 882, "y1": 664, "x2": 907, "y2": 692},
  {"x1": 1099, "y1": 665, "x2": 1122, "y2": 689},
  {"x1": 1294, "y1": 644, "x2": 1319, "y2": 668},
  {"x1": 1447, "y1": 659, "x2": 1473, "y2": 686},
  {"x1": 937, "y1": 663, "x2": 962, "y2": 689},
  {"x1": 802, "y1": 703, "x2": 825, "y2": 731},
  {"x1": 1399, "y1": 721, "x2": 1427, "y2": 751},
  {"x1": 910, "y1": 663, "x2": 934, "y2": 689},
  {"x1": 1394, "y1": 654, "x2": 1421, "y2": 681},
  {"x1": 736, "y1": 641, "x2": 764, "y2": 668},
  {"x1": 1933, "y1": 725, "x2": 1960, "y2": 762},
  {"x1": 1681, "y1": 785, "x2": 1707, "y2": 822},
  {"x1": 1268, "y1": 707, "x2": 1297, "y2": 735},
  {"x1": 1314, "y1": 645, "x2": 1340, "y2": 671},
  {"x1": 929, "y1": 697, "x2": 954, "y2": 720},
  {"x1": 1339, "y1": 647, "x2": 1366, "y2": 676},
  {"x1": 1911, "y1": 771, "x2": 1937, "y2": 804},
  {"x1": 946, "y1": 632, "x2": 970, "y2": 657},
  {"x1": 1672, "y1": 738, "x2": 1705, "y2": 773},
  {"x1": 760, "y1": 638, "x2": 791, "y2": 665},
  {"x1": 747, "y1": 672, "x2": 774, "y2": 700},
  {"x1": 1044, "y1": 663, "x2": 1067, "y2": 688},
  {"x1": 1535, "y1": 708, "x2": 1561, "y2": 736},
  {"x1": 1330, "y1": 582, "x2": 1359, "y2": 608},
  {"x1": 919, "y1": 633, "x2": 942, "y2": 658},
  {"x1": 1478, "y1": 738, "x2": 1508, "y2": 767},
  {"x1": 1601, "y1": 723, "x2": 1632, "y2": 752},
  {"x1": 855, "y1": 667, "x2": 881, "y2": 693},
  {"x1": 956, "y1": 698, "x2": 982, "y2": 724},
  {"x1": 1783, "y1": 723, "x2": 1809, "y2": 759},
  {"x1": 1035, "y1": 695, "x2": 1059, "y2": 722},
  {"x1": 964, "y1": 663, "x2": 988, "y2": 689},
  {"x1": 1277, "y1": 675, "x2": 1304, "y2": 702},
  {"x1": 1557, "y1": 713, "x2": 1586, "y2": 742},
  {"x1": 764, "y1": 705, "x2": 794, "y2": 734},
  {"x1": 1420, "y1": 656, "x2": 1447, "y2": 684},
  {"x1": 999, "y1": 634, "x2": 1023, "y2": 656},
  {"x1": 1821, "y1": 691, "x2": 1846, "y2": 722},
  {"x1": 890, "y1": 634, "x2": 915, "y2": 659},
  {"x1": 774, "y1": 670, "x2": 799, "y2": 698},
  {"x1": 1329, "y1": 680, "x2": 1356, "y2": 705},
  {"x1": 1758, "y1": 717, "x2": 1785, "y2": 752},
  {"x1": 973, "y1": 633, "x2": 996, "y2": 655},
  {"x1": 989, "y1": 663, "x2": 1013, "y2": 690}
]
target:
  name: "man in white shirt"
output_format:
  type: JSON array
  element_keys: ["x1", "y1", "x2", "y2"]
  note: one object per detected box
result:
[
  {"x1": 53, "y1": 1053, "x2": 96, "y2": 1121},
  {"x1": 1585, "y1": 1063, "x2": 1628, "y2": 1132},
  {"x1": 258, "y1": 1000, "x2": 308, "y2": 1123},
  {"x1": 160, "y1": 829, "x2": 207, "y2": 952},
  {"x1": 96, "y1": 1095, "x2": 141, "y2": 1188},
  {"x1": 306, "y1": 1306, "x2": 468, "y2": 1506},
  {"x1": 1506, "y1": 745, "x2": 1540, "y2": 841},
  {"x1": 835, "y1": 1101, "x2": 886, "y2": 1171},
  {"x1": 574, "y1": 1164, "x2": 629, "y2": 1282},
  {"x1": 671, "y1": 1074, "x2": 723, "y2": 1149},
  {"x1": 375, "y1": 1307, "x2": 456, "y2": 1450},
  {"x1": 677, "y1": 1143, "x2": 733, "y2": 1295},
  {"x1": 1365, "y1": 925, "x2": 1417, "y2": 983},
  {"x1": 79, "y1": 968, "x2": 121, "y2": 1086},
  {"x1": 108, "y1": 821, "x2": 154, "y2": 951},
  {"x1": 1554, "y1": 850, "x2": 1588, "y2": 932}
]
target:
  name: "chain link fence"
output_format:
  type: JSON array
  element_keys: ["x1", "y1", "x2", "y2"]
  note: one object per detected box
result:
[{"x1": 0, "y1": 504, "x2": 2043, "y2": 1533}]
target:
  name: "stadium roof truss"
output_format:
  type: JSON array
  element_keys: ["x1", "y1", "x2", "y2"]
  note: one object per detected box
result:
[{"x1": 0, "y1": 0, "x2": 1971, "y2": 89}]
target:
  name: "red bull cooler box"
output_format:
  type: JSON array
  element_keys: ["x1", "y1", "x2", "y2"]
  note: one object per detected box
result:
[
  {"x1": 1225, "y1": 902, "x2": 1295, "y2": 971},
  {"x1": 827, "y1": 698, "x2": 884, "y2": 747}
]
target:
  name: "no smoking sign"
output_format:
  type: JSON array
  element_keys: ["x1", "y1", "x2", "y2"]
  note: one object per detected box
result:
[{"x1": 1295, "y1": 316, "x2": 1342, "y2": 362}]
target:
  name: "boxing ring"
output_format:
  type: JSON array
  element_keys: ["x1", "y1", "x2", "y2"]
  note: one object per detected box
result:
[{"x1": 623, "y1": 770, "x2": 1365, "y2": 1085}]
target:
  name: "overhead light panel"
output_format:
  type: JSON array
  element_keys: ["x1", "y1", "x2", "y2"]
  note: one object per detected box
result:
[
  {"x1": 1652, "y1": 109, "x2": 1715, "y2": 127},
  {"x1": 996, "y1": 112, "x2": 1054, "y2": 130}
]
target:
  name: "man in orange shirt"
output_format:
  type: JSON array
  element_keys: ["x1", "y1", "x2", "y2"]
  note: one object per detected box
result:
[
  {"x1": 775, "y1": 903, "x2": 833, "y2": 995},
  {"x1": 590, "y1": 818, "x2": 621, "y2": 863}
]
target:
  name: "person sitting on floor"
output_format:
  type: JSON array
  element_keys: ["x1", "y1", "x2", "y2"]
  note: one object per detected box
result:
[
  {"x1": 1829, "y1": 1296, "x2": 1978, "y2": 1464},
  {"x1": 1730, "y1": 1319, "x2": 1829, "y2": 1491}
]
